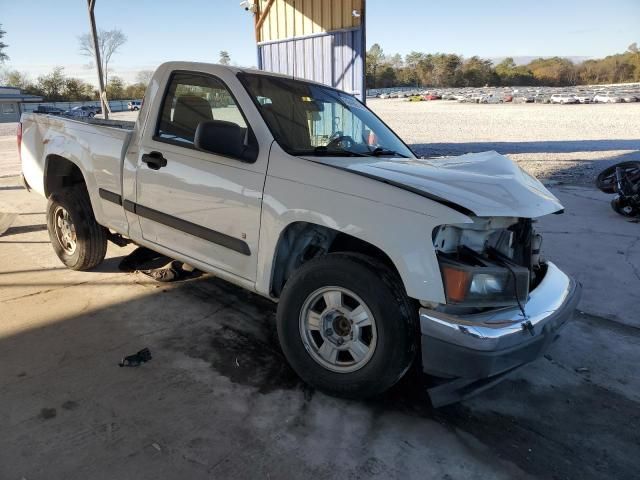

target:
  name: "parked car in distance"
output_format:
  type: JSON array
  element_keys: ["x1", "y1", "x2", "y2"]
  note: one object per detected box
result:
[
  {"x1": 620, "y1": 93, "x2": 638, "y2": 103},
  {"x1": 513, "y1": 95, "x2": 534, "y2": 103},
  {"x1": 422, "y1": 93, "x2": 441, "y2": 101},
  {"x1": 593, "y1": 92, "x2": 622, "y2": 103},
  {"x1": 33, "y1": 105, "x2": 65, "y2": 115},
  {"x1": 128, "y1": 100, "x2": 142, "y2": 111},
  {"x1": 479, "y1": 93, "x2": 507, "y2": 104},
  {"x1": 550, "y1": 94, "x2": 578, "y2": 104},
  {"x1": 574, "y1": 93, "x2": 593, "y2": 104},
  {"x1": 64, "y1": 105, "x2": 101, "y2": 118}
]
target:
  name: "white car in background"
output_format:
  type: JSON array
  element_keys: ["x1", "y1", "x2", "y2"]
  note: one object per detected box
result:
[
  {"x1": 127, "y1": 100, "x2": 142, "y2": 111},
  {"x1": 574, "y1": 93, "x2": 593, "y2": 104},
  {"x1": 593, "y1": 92, "x2": 622, "y2": 103},
  {"x1": 550, "y1": 94, "x2": 578, "y2": 104}
]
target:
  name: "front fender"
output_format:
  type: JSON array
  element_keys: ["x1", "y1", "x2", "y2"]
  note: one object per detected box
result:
[{"x1": 256, "y1": 174, "x2": 470, "y2": 303}]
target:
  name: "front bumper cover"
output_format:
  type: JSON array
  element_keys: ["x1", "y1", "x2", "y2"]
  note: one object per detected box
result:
[{"x1": 419, "y1": 262, "x2": 581, "y2": 406}]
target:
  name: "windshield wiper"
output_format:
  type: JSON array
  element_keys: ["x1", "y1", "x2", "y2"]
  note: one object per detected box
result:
[
  {"x1": 365, "y1": 147, "x2": 408, "y2": 158},
  {"x1": 292, "y1": 146, "x2": 367, "y2": 157}
]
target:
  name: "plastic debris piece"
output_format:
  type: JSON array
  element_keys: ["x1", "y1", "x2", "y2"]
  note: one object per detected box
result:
[
  {"x1": 0, "y1": 212, "x2": 18, "y2": 236},
  {"x1": 119, "y1": 348, "x2": 152, "y2": 367}
]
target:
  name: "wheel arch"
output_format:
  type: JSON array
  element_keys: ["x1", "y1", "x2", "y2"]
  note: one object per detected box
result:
[
  {"x1": 268, "y1": 221, "x2": 404, "y2": 298},
  {"x1": 44, "y1": 154, "x2": 88, "y2": 198}
]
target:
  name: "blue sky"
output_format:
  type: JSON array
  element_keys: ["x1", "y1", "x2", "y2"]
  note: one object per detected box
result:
[{"x1": 1, "y1": 0, "x2": 638, "y2": 85}]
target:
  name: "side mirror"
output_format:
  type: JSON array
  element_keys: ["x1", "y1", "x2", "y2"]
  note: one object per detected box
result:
[{"x1": 194, "y1": 120, "x2": 258, "y2": 163}]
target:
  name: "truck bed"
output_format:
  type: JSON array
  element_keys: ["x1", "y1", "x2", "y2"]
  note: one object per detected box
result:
[
  {"x1": 20, "y1": 112, "x2": 134, "y2": 237},
  {"x1": 31, "y1": 113, "x2": 135, "y2": 131}
]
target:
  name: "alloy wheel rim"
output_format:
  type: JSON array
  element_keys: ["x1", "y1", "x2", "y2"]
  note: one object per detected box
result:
[
  {"x1": 53, "y1": 206, "x2": 77, "y2": 255},
  {"x1": 299, "y1": 286, "x2": 377, "y2": 373}
]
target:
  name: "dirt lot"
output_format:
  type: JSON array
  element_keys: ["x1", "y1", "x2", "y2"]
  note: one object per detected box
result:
[
  {"x1": 1, "y1": 103, "x2": 639, "y2": 479},
  {"x1": 370, "y1": 99, "x2": 640, "y2": 186}
]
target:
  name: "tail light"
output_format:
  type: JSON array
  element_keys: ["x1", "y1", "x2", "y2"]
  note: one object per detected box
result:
[{"x1": 16, "y1": 123, "x2": 22, "y2": 163}]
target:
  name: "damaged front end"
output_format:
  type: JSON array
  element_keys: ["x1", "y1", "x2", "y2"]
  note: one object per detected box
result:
[{"x1": 421, "y1": 217, "x2": 581, "y2": 407}]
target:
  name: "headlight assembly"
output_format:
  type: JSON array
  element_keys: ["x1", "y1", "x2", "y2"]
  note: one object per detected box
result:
[{"x1": 438, "y1": 250, "x2": 529, "y2": 307}]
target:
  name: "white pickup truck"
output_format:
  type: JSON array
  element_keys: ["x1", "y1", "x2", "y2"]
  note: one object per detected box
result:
[{"x1": 19, "y1": 62, "x2": 580, "y2": 405}]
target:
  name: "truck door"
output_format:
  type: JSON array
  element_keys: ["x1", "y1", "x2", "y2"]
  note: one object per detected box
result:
[{"x1": 134, "y1": 71, "x2": 266, "y2": 281}]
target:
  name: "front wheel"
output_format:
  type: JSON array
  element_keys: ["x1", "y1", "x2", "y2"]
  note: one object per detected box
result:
[
  {"x1": 277, "y1": 254, "x2": 417, "y2": 399},
  {"x1": 47, "y1": 187, "x2": 108, "y2": 270}
]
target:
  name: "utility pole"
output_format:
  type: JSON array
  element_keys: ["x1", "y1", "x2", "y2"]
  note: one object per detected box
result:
[{"x1": 86, "y1": 0, "x2": 108, "y2": 119}]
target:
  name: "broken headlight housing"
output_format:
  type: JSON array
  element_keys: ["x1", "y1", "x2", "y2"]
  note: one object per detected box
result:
[{"x1": 438, "y1": 248, "x2": 529, "y2": 307}]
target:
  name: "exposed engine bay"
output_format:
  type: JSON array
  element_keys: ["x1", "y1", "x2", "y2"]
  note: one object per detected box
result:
[{"x1": 432, "y1": 217, "x2": 545, "y2": 311}]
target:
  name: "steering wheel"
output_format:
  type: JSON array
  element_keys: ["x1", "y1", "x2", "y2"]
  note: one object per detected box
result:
[{"x1": 327, "y1": 134, "x2": 356, "y2": 150}]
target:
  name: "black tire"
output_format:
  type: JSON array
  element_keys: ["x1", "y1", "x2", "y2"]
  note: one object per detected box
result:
[
  {"x1": 46, "y1": 187, "x2": 108, "y2": 270},
  {"x1": 611, "y1": 196, "x2": 639, "y2": 217},
  {"x1": 277, "y1": 253, "x2": 417, "y2": 399},
  {"x1": 596, "y1": 161, "x2": 640, "y2": 193}
]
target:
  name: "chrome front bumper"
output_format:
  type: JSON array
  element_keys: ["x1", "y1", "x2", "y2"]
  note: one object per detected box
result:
[{"x1": 419, "y1": 262, "x2": 581, "y2": 405}]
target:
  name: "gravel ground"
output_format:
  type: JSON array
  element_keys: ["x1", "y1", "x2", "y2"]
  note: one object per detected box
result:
[{"x1": 369, "y1": 99, "x2": 640, "y2": 185}]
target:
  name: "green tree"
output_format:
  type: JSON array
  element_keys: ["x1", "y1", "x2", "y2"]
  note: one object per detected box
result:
[
  {"x1": 106, "y1": 76, "x2": 125, "y2": 99},
  {"x1": 527, "y1": 57, "x2": 576, "y2": 86},
  {"x1": 495, "y1": 57, "x2": 534, "y2": 85},
  {"x1": 219, "y1": 51, "x2": 231, "y2": 65},
  {"x1": 431, "y1": 53, "x2": 463, "y2": 87},
  {"x1": 366, "y1": 43, "x2": 384, "y2": 88},
  {"x1": 0, "y1": 24, "x2": 8, "y2": 63},
  {"x1": 3, "y1": 70, "x2": 31, "y2": 89},
  {"x1": 461, "y1": 56, "x2": 496, "y2": 86},
  {"x1": 125, "y1": 82, "x2": 147, "y2": 99},
  {"x1": 37, "y1": 67, "x2": 67, "y2": 100},
  {"x1": 64, "y1": 77, "x2": 95, "y2": 101}
]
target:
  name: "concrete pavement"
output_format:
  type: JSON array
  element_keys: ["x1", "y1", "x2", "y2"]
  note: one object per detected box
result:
[{"x1": 1, "y1": 173, "x2": 639, "y2": 480}]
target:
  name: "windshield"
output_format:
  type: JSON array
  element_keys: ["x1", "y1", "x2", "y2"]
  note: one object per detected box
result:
[{"x1": 237, "y1": 72, "x2": 414, "y2": 158}]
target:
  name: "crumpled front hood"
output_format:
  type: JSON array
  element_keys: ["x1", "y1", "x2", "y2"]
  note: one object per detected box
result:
[{"x1": 308, "y1": 151, "x2": 563, "y2": 218}]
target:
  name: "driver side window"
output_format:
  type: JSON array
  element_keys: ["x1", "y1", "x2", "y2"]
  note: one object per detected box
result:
[{"x1": 155, "y1": 72, "x2": 247, "y2": 147}]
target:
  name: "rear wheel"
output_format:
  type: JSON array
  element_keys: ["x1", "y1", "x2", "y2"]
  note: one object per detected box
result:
[
  {"x1": 47, "y1": 187, "x2": 108, "y2": 270},
  {"x1": 277, "y1": 253, "x2": 417, "y2": 398}
]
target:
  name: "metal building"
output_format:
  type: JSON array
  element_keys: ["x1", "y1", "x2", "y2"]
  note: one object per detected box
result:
[
  {"x1": 0, "y1": 86, "x2": 43, "y2": 123},
  {"x1": 253, "y1": 0, "x2": 366, "y2": 100}
]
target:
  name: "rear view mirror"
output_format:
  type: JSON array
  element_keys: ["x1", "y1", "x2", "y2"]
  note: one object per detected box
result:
[{"x1": 194, "y1": 120, "x2": 258, "y2": 163}]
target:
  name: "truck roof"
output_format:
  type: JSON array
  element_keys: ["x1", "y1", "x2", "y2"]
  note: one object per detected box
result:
[{"x1": 156, "y1": 61, "x2": 339, "y2": 90}]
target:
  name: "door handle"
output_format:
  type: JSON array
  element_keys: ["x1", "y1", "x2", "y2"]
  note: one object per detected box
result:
[{"x1": 141, "y1": 151, "x2": 167, "y2": 170}]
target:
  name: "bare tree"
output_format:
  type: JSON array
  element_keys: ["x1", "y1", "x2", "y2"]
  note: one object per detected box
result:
[
  {"x1": 135, "y1": 70, "x2": 154, "y2": 85},
  {"x1": 78, "y1": 28, "x2": 127, "y2": 86}
]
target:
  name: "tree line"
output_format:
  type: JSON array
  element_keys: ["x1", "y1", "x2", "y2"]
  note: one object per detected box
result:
[
  {"x1": 0, "y1": 67, "x2": 150, "y2": 101},
  {"x1": 366, "y1": 43, "x2": 640, "y2": 88}
]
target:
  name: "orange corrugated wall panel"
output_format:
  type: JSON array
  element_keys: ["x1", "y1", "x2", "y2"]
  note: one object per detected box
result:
[{"x1": 258, "y1": 0, "x2": 362, "y2": 42}]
